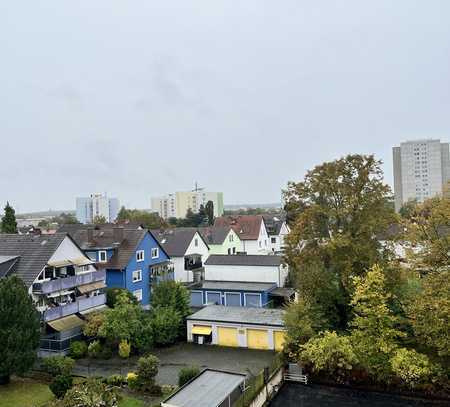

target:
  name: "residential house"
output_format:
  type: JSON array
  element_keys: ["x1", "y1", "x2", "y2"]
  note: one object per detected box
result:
[
  {"x1": 59, "y1": 225, "x2": 171, "y2": 308},
  {"x1": 197, "y1": 226, "x2": 242, "y2": 255},
  {"x1": 187, "y1": 305, "x2": 286, "y2": 350},
  {"x1": 214, "y1": 215, "x2": 270, "y2": 254},
  {"x1": 263, "y1": 214, "x2": 290, "y2": 253},
  {"x1": 152, "y1": 228, "x2": 209, "y2": 283},
  {"x1": 0, "y1": 233, "x2": 106, "y2": 354},
  {"x1": 204, "y1": 254, "x2": 289, "y2": 287}
]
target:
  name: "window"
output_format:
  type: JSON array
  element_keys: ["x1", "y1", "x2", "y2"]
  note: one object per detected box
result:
[
  {"x1": 136, "y1": 250, "x2": 145, "y2": 262},
  {"x1": 271, "y1": 237, "x2": 276, "y2": 244},
  {"x1": 132, "y1": 270, "x2": 142, "y2": 282},
  {"x1": 232, "y1": 247, "x2": 236, "y2": 254},
  {"x1": 151, "y1": 248, "x2": 159, "y2": 259},
  {"x1": 259, "y1": 241, "x2": 262, "y2": 248},
  {"x1": 99, "y1": 251, "x2": 107, "y2": 263},
  {"x1": 227, "y1": 248, "x2": 231, "y2": 255},
  {"x1": 194, "y1": 238, "x2": 198, "y2": 247},
  {"x1": 44, "y1": 267, "x2": 54, "y2": 279},
  {"x1": 133, "y1": 289, "x2": 143, "y2": 302},
  {"x1": 229, "y1": 234, "x2": 234, "y2": 242}
]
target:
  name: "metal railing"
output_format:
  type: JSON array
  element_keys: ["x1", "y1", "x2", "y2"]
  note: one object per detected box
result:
[
  {"x1": 40, "y1": 333, "x2": 83, "y2": 352},
  {"x1": 43, "y1": 293, "x2": 106, "y2": 321},
  {"x1": 33, "y1": 270, "x2": 106, "y2": 294}
]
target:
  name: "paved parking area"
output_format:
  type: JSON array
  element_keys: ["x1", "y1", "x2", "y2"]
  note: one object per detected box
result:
[{"x1": 74, "y1": 343, "x2": 277, "y2": 385}]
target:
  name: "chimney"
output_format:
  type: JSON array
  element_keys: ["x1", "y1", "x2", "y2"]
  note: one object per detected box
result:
[
  {"x1": 113, "y1": 226, "x2": 124, "y2": 243},
  {"x1": 87, "y1": 228, "x2": 94, "y2": 242}
]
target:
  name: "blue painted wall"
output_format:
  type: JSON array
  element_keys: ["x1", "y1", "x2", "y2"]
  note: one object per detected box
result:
[{"x1": 190, "y1": 287, "x2": 274, "y2": 308}]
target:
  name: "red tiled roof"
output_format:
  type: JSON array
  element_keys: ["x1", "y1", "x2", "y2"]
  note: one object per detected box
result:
[{"x1": 214, "y1": 215, "x2": 263, "y2": 240}]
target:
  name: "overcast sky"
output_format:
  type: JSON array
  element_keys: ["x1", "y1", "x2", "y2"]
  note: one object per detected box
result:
[{"x1": 1, "y1": 1, "x2": 449, "y2": 213}]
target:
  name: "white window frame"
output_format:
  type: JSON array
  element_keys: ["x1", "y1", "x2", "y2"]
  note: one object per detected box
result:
[
  {"x1": 136, "y1": 250, "x2": 145, "y2": 262},
  {"x1": 244, "y1": 292, "x2": 262, "y2": 308},
  {"x1": 133, "y1": 289, "x2": 143, "y2": 302},
  {"x1": 224, "y1": 291, "x2": 241, "y2": 306},
  {"x1": 132, "y1": 269, "x2": 142, "y2": 283},
  {"x1": 205, "y1": 291, "x2": 222, "y2": 305},
  {"x1": 151, "y1": 248, "x2": 159, "y2": 259},
  {"x1": 98, "y1": 250, "x2": 107, "y2": 263}
]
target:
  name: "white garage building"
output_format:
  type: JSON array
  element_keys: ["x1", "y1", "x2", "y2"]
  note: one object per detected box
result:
[
  {"x1": 204, "y1": 254, "x2": 288, "y2": 287},
  {"x1": 187, "y1": 305, "x2": 286, "y2": 351}
]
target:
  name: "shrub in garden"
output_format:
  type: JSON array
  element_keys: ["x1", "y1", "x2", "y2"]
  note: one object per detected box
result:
[
  {"x1": 390, "y1": 348, "x2": 435, "y2": 389},
  {"x1": 178, "y1": 366, "x2": 200, "y2": 387},
  {"x1": 106, "y1": 374, "x2": 126, "y2": 386},
  {"x1": 49, "y1": 374, "x2": 73, "y2": 399},
  {"x1": 69, "y1": 341, "x2": 88, "y2": 359},
  {"x1": 83, "y1": 312, "x2": 106, "y2": 338},
  {"x1": 106, "y1": 287, "x2": 138, "y2": 308},
  {"x1": 56, "y1": 378, "x2": 119, "y2": 407},
  {"x1": 118, "y1": 339, "x2": 131, "y2": 358},
  {"x1": 41, "y1": 356, "x2": 75, "y2": 376},
  {"x1": 136, "y1": 354, "x2": 160, "y2": 391},
  {"x1": 127, "y1": 372, "x2": 139, "y2": 390},
  {"x1": 87, "y1": 340, "x2": 102, "y2": 358},
  {"x1": 150, "y1": 306, "x2": 181, "y2": 346}
]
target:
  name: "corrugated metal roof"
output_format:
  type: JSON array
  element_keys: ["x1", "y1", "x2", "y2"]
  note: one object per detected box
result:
[
  {"x1": 187, "y1": 305, "x2": 285, "y2": 327},
  {"x1": 205, "y1": 254, "x2": 282, "y2": 267},
  {"x1": 162, "y1": 369, "x2": 245, "y2": 407}
]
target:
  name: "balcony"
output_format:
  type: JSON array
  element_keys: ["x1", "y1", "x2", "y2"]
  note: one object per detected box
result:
[
  {"x1": 43, "y1": 293, "x2": 106, "y2": 322},
  {"x1": 33, "y1": 270, "x2": 106, "y2": 295}
]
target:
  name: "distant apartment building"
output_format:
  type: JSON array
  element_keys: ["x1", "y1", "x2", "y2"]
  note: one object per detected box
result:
[
  {"x1": 76, "y1": 193, "x2": 120, "y2": 224},
  {"x1": 151, "y1": 188, "x2": 224, "y2": 219},
  {"x1": 393, "y1": 139, "x2": 450, "y2": 212}
]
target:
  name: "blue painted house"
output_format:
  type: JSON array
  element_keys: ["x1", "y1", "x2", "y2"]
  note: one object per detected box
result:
[
  {"x1": 189, "y1": 281, "x2": 278, "y2": 308},
  {"x1": 59, "y1": 225, "x2": 171, "y2": 307}
]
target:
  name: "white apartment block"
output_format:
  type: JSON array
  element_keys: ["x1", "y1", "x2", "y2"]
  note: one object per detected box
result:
[
  {"x1": 76, "y1": 193, "x2": 120, "y2": 224},
  {"x1": 151, "y1": 189, "x2": 224, "y2": 219},
  {"x1": 393, "y1": 139, "x2": 450, "y2": 212}
]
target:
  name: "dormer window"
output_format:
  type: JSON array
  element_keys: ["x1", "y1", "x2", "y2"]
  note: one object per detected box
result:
[
  {"x1": 99, "y1": 251, "x2": 107, "y2": 263},
  {"x1": 136, "y1": 250, "x2": 145, "y2": 262}
]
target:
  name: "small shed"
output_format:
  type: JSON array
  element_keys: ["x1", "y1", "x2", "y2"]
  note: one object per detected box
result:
[
  {"x1": 187, "y1": 305, "x2": 286, "y2": 351},
  {"x1": 161, "y1": 369, "x2": 246, "y2": 407}
]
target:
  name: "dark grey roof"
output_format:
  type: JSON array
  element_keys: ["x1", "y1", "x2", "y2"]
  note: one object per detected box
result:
[
  {"x1": 263, "y1": 214, "x2": 286, "y2": 236},
  {"x1": 162, "y1": 369, "x2": 246, "y2": 407},
  {"x1": 0, "y1": 255, "x2": 20, "y2": 278},
  {"x1": 205, "y1": 254, "x2": 282, "y2": 267},
  {"x1": 197, "y1": 226, "x2": 230, "y2": 245},
  {"x1": 270, "y1": 287, "x2": 296, "y2": 298},
  {"x1": 191, "y1": 280, "x2": 276, "y2": 292},
  {"x1": 151, "y1": 228, "x2": 208, "y2": 257},
  {"x1": 188, "y1": 305, "x2": 285, "y2": 327},
  {"x1": 60, "y1": 225, "x2": 150, "y2": 269},
  {"x1": 0, "y1": 233, "x2": 67, "y2": 287}
]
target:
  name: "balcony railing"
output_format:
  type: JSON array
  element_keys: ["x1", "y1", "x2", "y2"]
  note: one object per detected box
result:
[
  {"x1": 33, "y1": 270, "x2": 106, "y2": 294},
  {"x1": 40, "y1": 332, "x2": 83, "y2": 353},
  {"x1": 43, "y1": 293, "x2": 106, "y2": 322}
]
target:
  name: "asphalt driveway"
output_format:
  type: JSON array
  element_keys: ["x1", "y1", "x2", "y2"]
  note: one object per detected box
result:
[{"x1": 73, "y1": 343, "x2": 277, "y2": 385}]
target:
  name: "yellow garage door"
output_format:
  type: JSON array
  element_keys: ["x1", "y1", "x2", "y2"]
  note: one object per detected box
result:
[
  {"x1": 217, "y1": 327, "x2": 238, "y2": 347},
  {"x1": 274, "y1": 331, "x2": 286, "y2": 351},
  {"x1": 247, "y1": 329, "x2": 269, "y2": 350}
]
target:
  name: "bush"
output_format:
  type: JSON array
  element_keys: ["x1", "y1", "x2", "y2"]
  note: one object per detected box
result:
[
  {"x1": 106, "y1": 374, "x2": 126, "y2": 386},
  {"x1": 49, "y1": 374, "x2": 73, "y2": 399},
  {"x1": 57, "y1": 378, "x2": 119, "y2": 407},
  {"x1": 127, "y1": 372, "x2": 139, "y2": 390},
  {"x1": 99, "y1": 345, "x2": 113, "y2": 360},
  {"x1": 106, "y1": 287, "x2": 138, "y2": 308},
  {"x1": 83, "y1": 312, "x2": 106, "y2": 338},
  {"x1": 41, "y1": 356, "x2": 75, "y2": 376},
  {"x1": 178, "y1": 366, "x2": 200, "y2": 387},
  {"x1": 137, "y1": 354, "x2": 159, "y2": 383},
  {"x1": 150, "y1": 306, "x2": 181, "y2": 347},
  {"x1": 161, "y1": 384, "x2": 176, "y2": 395},
  {"x1": 87, "y1": 340, "x2": 102, "y2": 359},
  {"x1": 391, "y1": 348, "x2": 435, "y2": 388},
  {"x1": 118, "y1": 339, "x2": 131, "y2": 358},
  {"x1": 300, "y1": 331, "x2": 358, "y2": 382},
  {"x1": 69, "y1": 341, "x2": 88, "y2": 359}
]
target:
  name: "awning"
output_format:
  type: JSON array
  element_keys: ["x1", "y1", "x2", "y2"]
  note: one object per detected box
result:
[
  {"x1": 47, "y1": 315, "x2": 85, "y2": 332},
  {"x1": 48, "y1": 257, "x2": 93, "y2": 268},
  {"x1": 192, "y1": 325, "x2": 212, "y2": 335},
  {"x1": 77, "y1": 280, "x2": 106, "y2": 294},
  {"x1": 47, "y1": 259, "x2": 73, "y2": 268}
]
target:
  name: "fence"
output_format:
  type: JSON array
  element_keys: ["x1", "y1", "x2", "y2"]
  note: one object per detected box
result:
[{"x1": 232, "y1": 354, "x2": 284, "y2": 407}]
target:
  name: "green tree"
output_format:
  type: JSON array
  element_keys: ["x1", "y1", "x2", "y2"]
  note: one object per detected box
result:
[
  {"x1": 93, "y1": 215, "x2": 107, "y2": 224},
  {"x1": 105, "y1": 287, "x2": 138, "y2": 308},
  {"x1": 205, "y1": 201, "x2": 215, "y2": 225},
  {"x1": 399, "y1": 200, "x2": 418, "y2": 219},
  {"x1": 1, "y1": 202, "x2": 17, "y2": 233},
  {"x1": 350, "y1": 265, "x2": 405, "y2": 382},
  {"x1": 116, "y1": 206, "x2": 167, "y2": 229},
  {"x1": 283, "y1": 154, "x2": 397, "y2": 328},
  {"x1": 52, "y1": 212, "x2": 79, "y2": 225},
  {"x1": 406, "y1": 270, "x2": 449, "y2": 357},
  {"x1": 150, "y1": 306, "x2": 182, "y2": 346},
  {"x1": 300, "y1": 331, "x2": 359, "y2": 382},
  {"x1": 151, "y1": 280, "x2": 191, "y2": 320},
  {"x1": 0, "y1": 275, "x2": 40, "y2": 384},
  {"x1": 390, "y1": 348, "x2": 435, "y2": 389}
]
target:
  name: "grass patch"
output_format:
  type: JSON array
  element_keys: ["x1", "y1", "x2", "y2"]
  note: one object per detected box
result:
[
  {"x1": 119, "y1": 395, "x2": 145, "y2": 407},
  {"x1": 0, "y1": 377, "x2": 53, "y2": 407}
]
